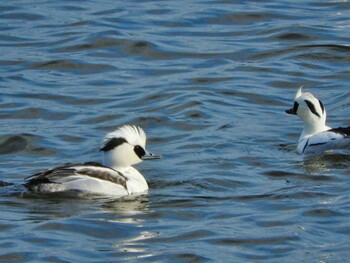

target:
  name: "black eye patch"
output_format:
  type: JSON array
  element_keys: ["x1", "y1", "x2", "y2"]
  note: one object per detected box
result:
[
  {"x1": 293, "y1": 101, "x2": 299, "y2": 113},
  {"x1": 134, "y1": 145, "x2": 146, "y2": 159},
  {"x1": 285, "y1": 101, "x2": 299, "y2": 115},
  {"x1": 100, "y1": 138, "x2": 127, "y2": 152},
  {"x1": 304, "y1": 100, "x2": 321, "y2": 117}
]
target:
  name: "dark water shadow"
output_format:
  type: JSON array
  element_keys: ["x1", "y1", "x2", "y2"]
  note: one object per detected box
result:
[{"x1": 0, "y1": 134, "x2": 57, "y2": 156}]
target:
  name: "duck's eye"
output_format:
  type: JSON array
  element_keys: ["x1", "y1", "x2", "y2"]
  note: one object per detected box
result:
[
  {"x1": 134, "y1": 145, "x2": 145, "y2": 159},
  {"x1": 293, "y1": 101, "x2": 299, "y2": 113}
]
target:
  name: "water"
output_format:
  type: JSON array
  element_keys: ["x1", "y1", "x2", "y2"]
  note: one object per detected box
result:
[{"x1": 1, "y1": 0, "x2": 350, "y2": 262}]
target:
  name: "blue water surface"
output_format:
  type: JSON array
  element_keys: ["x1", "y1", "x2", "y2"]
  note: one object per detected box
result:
[{"x1": 1, "y1": 0, "x2": 350, "y2": 262}]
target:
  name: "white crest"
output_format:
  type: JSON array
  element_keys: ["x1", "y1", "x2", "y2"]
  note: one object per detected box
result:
[
  {"x1": 102, "y1": 125, "x2": 147, "y2": 149},
  {"x1": 295, "y1": 85, "x2": 303, "y2": 99}
]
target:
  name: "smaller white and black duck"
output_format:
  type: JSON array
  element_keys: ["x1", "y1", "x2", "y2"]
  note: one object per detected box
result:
[{"x1": 286, "y1": 86, "x2": 350, "y2": 154}]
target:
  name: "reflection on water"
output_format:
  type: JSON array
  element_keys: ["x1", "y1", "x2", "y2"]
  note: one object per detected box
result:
[
  {"x1": 1, "y1": 0, "x2": 350, "y2": 262},
  {"x1": 102, "y1": 196, "x2": 150, "y2": 220},
  {"x1": 116, "y1": 230, "x2": 158, "y2": 257},
  {"x1": 303, "y1": 151, "x2": 350, "y2": 175}
]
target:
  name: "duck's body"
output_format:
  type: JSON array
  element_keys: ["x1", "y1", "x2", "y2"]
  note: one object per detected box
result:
[
  {"x1": 25, "y1": 162, "x2": 148, "y2": 196},
  {"x1": 25, "y1": 125, "x2": 160, "y2": 196},
  {"x1": 286, "y1": 87, "x2": 350, "y2": 154},
  {"x1": 296, "y1": 127, "x2": 350, "y2": 155}
]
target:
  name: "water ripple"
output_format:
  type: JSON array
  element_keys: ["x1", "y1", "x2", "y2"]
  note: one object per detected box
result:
[{"x1": 1, "y1": 0, "x2": 350, "y2": 262}]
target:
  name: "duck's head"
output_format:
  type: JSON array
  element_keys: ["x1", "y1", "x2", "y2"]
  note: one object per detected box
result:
[
  {"x1": 285, "y1": 86, "x2": 328, "y2": 136},
  {"x1": 100, "y1": 125, "x2": 161, "y2": 168}
]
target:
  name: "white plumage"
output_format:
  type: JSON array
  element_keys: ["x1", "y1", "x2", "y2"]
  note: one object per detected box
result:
[
  {"x1": 25, "y1": 125, "x2": 161, "y2": 196},
  {"x1": 286, "y1": 87, "x2": 350, "y2": 154}
]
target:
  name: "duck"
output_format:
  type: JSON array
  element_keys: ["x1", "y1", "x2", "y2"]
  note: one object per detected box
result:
[
  {"x1": 24, "y1": 125, "x2": 161, "y2": 196},
  {"x1": 285, "y1": 86, "x2": 350, "y2": 154}
]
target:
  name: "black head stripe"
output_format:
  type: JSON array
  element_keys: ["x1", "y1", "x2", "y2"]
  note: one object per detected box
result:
[
  {"x1": 304, "y1": 100, "x2": 321, "y2": 117},
  {"x1": 319, "y1": 100, "x2": 324, "y2": 114},
  {"x1": 100, "y1": 137, "x2": 127, "y2": 152},
  {"x1": 134, "y1": 145, "x2": 145, "y2": 159}
]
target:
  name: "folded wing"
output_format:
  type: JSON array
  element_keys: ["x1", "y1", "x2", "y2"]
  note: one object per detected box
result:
[{"x1": 25, "y1": 162, "x2": 128, "y2": 192}]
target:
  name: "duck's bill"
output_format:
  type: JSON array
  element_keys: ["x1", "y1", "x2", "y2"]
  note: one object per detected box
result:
[
  {"x1": 142, "y1": 151, "x2": 162, "y2": 160},
  {"x1": 285, "y1": 108, "x2": 297, "y2": 115}
]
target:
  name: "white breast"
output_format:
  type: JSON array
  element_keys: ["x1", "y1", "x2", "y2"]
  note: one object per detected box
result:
[{"x1": 120, "y1": 167, "x2": 149, "y2": 195}]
